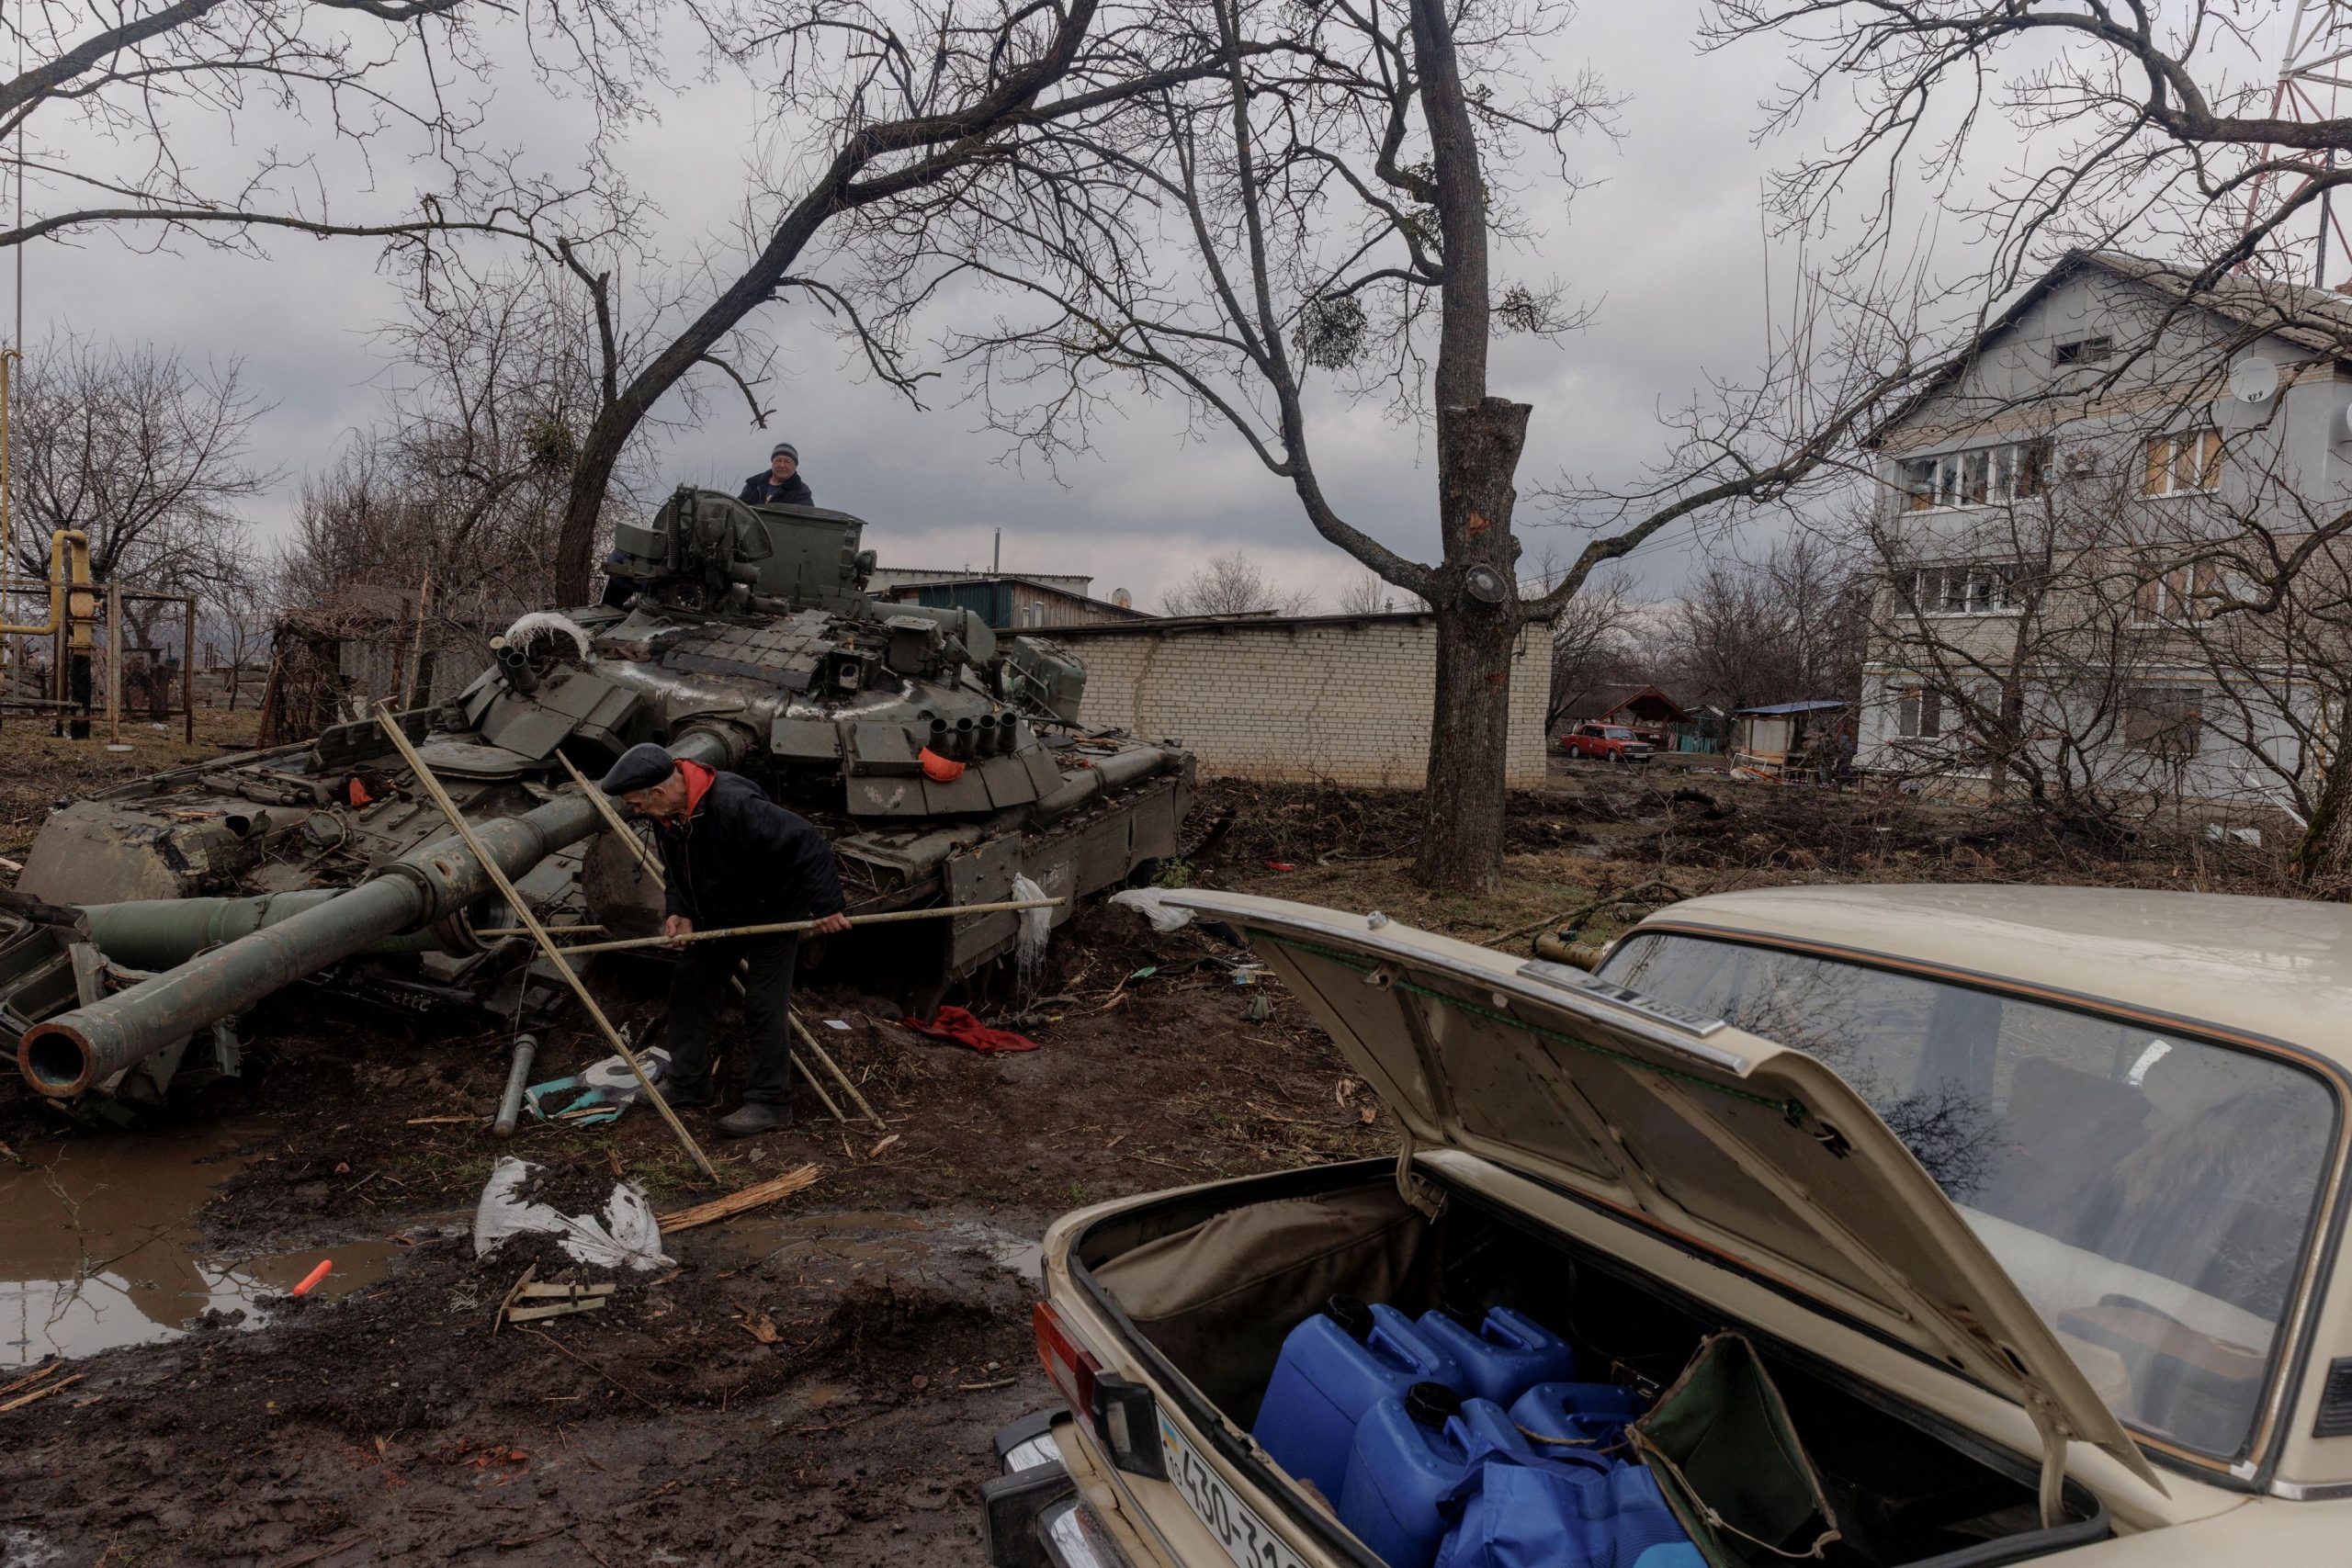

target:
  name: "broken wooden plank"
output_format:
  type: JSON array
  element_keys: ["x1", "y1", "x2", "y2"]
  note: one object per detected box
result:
[
  {"x1": 656, "y1": 1164, "x2": 821, "y2": 1234},
  {"x1": 515, "y1": 1281, "x2": 616, "y2": 1301},
  {"x1": 504, "y1": 1298, "x2": 610, "y2": 1324},
  {"x1": 492, "y1": 1263, "x2": 539, "y2": 1334}
]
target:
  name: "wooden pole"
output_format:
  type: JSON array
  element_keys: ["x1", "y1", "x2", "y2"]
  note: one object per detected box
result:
[
  {"x1": 373, "y1": 707, "x2": 719, "y2": 1182},
  {"x1": 556, "y1": 751, "x2": 665, "y2": 884},
  {"x1": 790, "y1": 1010, "x2": 885, "y2": 1129},
  {"x1": 399, "y1": 570, "x2": 432, "y2": 709},
  {"x1": 104, "y1": 579, "x2": 121, "y2": 749},
  {"x1": 550, "y1": 898, "x2": 1060, "y2": 958},
  {"x1": 181, "y1": 593, "x2": 194, "y2": 743}
]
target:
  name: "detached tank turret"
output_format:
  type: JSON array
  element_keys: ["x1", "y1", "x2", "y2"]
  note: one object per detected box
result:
[{"x1": 6, "y1": 489, "x2": 1192, "y2": 1108}]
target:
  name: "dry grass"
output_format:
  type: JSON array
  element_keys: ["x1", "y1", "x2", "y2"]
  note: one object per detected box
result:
[{"x1": 0, "y1": 705, "x2": 265, "y2": 859}]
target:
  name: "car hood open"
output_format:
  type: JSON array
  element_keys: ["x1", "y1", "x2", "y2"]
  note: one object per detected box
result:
[{"x1": 1167, "y1": 890, "x2": 2163, "y2": 1493}]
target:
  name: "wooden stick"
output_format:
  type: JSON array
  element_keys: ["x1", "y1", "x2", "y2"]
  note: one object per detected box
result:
[
  {"x1": 656, "y1": 1164, "x2": 820, "y2": 1233},
  {"x1": 557, "y1": 750, "x2": 667, "y2": 884},
  {"x1": 725, "y1": 966, "x2": 845, "y2": 1122},
  {"x1": 374, "y1": 708, "x2": 718, "y2": 1182},
  {"x1": 551, "y1": 897, "x2": 1060, "y2": 957},
  {"x1": 793, "y1": 1056, "x2": 848, "y2": 1122},
  {"x1": 0, "y1": 1361, "x2": 61, "y2": 1400},
  {"x1": 790, "y1": 1010, "x2": 884, "y2": 1129},
  {"x1": 0, "y1": 1371, "x2": 83, "y2": 1412},
  {"x1": 474, "y1": 924, "x2": 605, "y2": 936}
]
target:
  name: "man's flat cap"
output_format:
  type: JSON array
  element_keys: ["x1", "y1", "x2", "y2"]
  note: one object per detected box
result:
[{"x1": 598, "y1": 742, "x2": 678, "y2": 796}]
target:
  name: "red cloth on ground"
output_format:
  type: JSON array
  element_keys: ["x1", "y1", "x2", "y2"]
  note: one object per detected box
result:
[{"x1": 897, "y1": 1005, "x2": 1040, "y2": 1055}]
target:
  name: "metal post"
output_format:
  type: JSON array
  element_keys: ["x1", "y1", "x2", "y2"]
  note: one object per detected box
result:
[
  {"x1": 104, "y1": 579, "x2": 124, "y2": 751},
  {"x1": 494, "y1": 1033, "x2": 538, "y2": 1138},
  {"x1": 181, "y1": 594, "x2": 194, "y2": 743}
]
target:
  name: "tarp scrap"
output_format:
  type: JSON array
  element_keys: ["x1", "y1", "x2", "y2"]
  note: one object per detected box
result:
[{"x1": 472, "y1": 1156, "x2": 674, "y2": 1271}]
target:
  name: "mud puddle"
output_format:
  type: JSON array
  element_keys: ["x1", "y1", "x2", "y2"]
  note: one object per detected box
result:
[{"x1": 1, "y1": 1122, "x2": 401, "y2": 1366}]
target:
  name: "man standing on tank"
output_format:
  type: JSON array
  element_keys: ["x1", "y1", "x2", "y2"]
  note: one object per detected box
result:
[
  {"x1": 740, "y1": 443, "x2": 813, "y2": 507},
  {"x1": 598, "y1": 742, "x2": 850, "y2": 1135}
]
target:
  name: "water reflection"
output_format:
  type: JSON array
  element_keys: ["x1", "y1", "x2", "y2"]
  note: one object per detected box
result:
[{"x1": 1, "y1": 1123, "x2": 393, "y2": 1366}]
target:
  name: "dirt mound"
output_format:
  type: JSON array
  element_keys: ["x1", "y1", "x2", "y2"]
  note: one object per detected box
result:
[
  {"x1": 803, "y1": 1279, "x2": 1001, "y2": 1379},
  {"x1": 1191, "y1": 776, "x2": 1597, "y2": 866}
]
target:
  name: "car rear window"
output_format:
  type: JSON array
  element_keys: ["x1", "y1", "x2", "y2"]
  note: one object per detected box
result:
[{"x1": 1599, "y1": 930, "x2": 2336, "y2": 1461}]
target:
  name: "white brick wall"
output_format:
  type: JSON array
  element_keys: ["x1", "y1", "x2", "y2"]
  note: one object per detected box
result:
[{"x1": 1052, "y1": 614, "x2": 1551, "y2": 787}]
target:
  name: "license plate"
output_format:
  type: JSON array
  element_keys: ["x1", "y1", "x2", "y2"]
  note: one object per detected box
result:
[{"x1": 1156, "y1": 1413, "x2": 1312, "y2": 1568}]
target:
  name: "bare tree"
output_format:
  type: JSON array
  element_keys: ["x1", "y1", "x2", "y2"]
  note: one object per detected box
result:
[
  {"x1": 11, "y1": 335, "x2": 269, "y2": 602},
  {"x1": 1162, "y1": 551, "x2": 1316, "y2": 616},
  {"x1": 1536, "y1": 564, "x2": 1642, "y2": 730},
  {"x1": 1712, "y1": 3, "x2": 2352, "y2": 300},
  {"x1": 898, "y1": 0, "x2": 1929, "y2": 890},
  {"x1": 1668, "y1": 530, "x2": 1869, "y2": 715},
  {"x1": 2, "y1": 0, "x2": 655, "y2": 255},
  {"x1": 206, "y1": 553, "x2": 279, "y2": 709},
  {"x1": 541, "y1": 0, "x2": 1257, "y2": 601},
  {"x1": 278, "y1": 261, "x2": 630, "y2": 700},
  {"x1": 1334, "y1": 568, "x2": 1413, "y2": 615}
]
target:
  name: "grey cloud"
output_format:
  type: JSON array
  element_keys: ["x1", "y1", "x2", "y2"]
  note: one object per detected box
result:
[{"x1": 27, "y1": 9, "x2": 1900, "y2": 610}]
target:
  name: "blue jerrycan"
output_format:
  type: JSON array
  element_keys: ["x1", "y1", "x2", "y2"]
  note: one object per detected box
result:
[
  {"x1": 1507, "y1": 1381, "x2": 1647, "y2": 1457},
  {"x1": 1435, "y1": 1459, "x2": 1700, "y2": 1568},
  {"x1": 1340, "y1": 1383, "x2": 1608, "y2": 1568},
  {"x1": 1417, "y1": 1307, "x2": 1580, "y2": 1406},
  {"x1": 1253, "y1": 1297, "x2": 1467, "y2": 1505}
]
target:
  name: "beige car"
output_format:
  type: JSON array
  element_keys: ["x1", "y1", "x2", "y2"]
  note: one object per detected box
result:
[{"x1": 982, "y1": 885, "x2": 2352, "y2": 1567}]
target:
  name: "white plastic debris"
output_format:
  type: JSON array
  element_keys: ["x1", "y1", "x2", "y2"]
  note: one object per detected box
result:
[
  {"x1": 471, "y1": 1156, "x2": 673, "y2": 1272},
  {"x1": 1012, "y1": 873, "x2": 1054, "y2": 982},
  {"x1": 1109, "y1": 886, "x2": 1195, "y2": 932}
]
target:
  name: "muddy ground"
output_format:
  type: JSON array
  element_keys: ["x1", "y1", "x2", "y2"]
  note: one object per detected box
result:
[{"x1": 0, "y1": 748, "x2": 2294, "y2": 1568}]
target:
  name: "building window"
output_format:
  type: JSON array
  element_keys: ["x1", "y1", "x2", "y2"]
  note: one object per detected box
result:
[
  {"x1": 2130, "y1": 557, "x2": 2222, "y2": 624},
  {"x1": 2052, "y1": 335, "x2": 2113, "y2": 367},
  {"x1": 2123, "y1": 686, "x2": 2202, "y2": 757},
  {"x1": 2142, "y1": 430, "x2": 2222, "y2": 496},
  {"x1": 1901, "y1": 439, "x2": 2052, "y2": 511},
  {"x1": 1896, "y1": 686, "x2": 1944, "y2": 739},
  {"x1": 1908, "y1": 561, "x2": 2021, "y2": 615}
]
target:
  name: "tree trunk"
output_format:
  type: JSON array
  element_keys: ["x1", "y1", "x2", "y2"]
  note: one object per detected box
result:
[
  {"x1": 1414, "y1": 397, "x2": 1532, "y2": 893},
  {"x1": 1397, "y1": 0, "x2": 1523, "y2": 893},
  {"x1": 2290, "y1": 701, "x2": 2352, "y2": 894}
]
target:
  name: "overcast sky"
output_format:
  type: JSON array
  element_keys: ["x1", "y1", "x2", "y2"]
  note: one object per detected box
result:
[{"x1": 28, "y1": 4, "x2": 2082, "y2": 610}]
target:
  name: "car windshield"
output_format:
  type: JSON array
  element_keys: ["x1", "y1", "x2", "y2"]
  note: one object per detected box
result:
[
  {"x1": 1598, "y1": 727, "x2": 1634, "y2": 739},
  {"x1": 1599, "y1": 931, "x2": 2336, "y2": 1460}
]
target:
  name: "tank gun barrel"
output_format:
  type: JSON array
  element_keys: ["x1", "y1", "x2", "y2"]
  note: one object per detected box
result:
[
  {"x1": 17, "y1": 730, "x2": 736, "y2": 1099},
  {"x1": 1034, "y1": 744, "x2": 1179, "y2": 823}
]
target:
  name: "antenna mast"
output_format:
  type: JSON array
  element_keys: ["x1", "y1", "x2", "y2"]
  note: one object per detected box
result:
[{"x1": 2242, "y1": 1, "x2": 2352, "y2": 287}]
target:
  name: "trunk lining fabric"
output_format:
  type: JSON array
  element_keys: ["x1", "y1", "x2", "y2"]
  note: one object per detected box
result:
[{"x1": 1091, "y1": 1184, "x2": 1434, "y2": 1425}]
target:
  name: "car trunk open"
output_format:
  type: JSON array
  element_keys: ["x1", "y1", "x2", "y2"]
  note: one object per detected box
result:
[
  {"x1": 1073, "y1": 1163, "x2": 2115, "y2": 1568},
  {"x1": 1055, "y1": 890, "x2": 2178, "y2": 1567}
]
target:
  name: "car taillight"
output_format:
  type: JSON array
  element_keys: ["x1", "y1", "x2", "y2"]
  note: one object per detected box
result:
[{"x1": 1035, "y1": 1302, "x2": 1100, "y2": 1418}]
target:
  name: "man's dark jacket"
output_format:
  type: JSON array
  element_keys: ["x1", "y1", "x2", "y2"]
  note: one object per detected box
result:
[
  {"x1": 653, "y1": 771, "x2": 846, "y2": 927},
  {"x1": 739, "y1": 470, "x2": 814, "y2": 507}
]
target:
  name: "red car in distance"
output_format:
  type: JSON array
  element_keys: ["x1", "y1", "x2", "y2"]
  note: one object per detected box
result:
[{"x1": 1559, "y1": 721, "x2": 1655, "y2": 763}]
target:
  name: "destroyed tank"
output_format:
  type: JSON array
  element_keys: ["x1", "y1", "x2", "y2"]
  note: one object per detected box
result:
[{"x1": 5, "y1": 489, "x2": 1192, "y2": 1111}]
